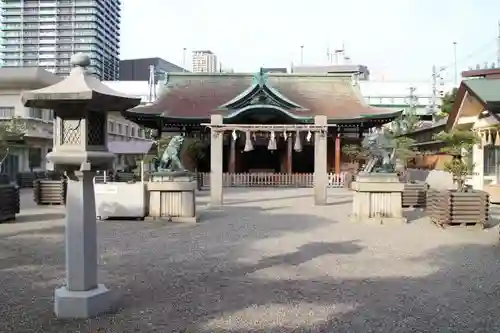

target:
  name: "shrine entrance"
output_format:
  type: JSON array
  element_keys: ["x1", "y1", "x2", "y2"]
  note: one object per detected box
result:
[
  {"x1": 204, "y1": 114, "x2": 330, "y2": 207},
  {"x1": 220, "y1": 105, "x2": 316, "y2": 174}
]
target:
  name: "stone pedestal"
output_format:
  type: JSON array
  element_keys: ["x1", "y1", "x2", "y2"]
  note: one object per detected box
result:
[
  {"x1": 146, "y1": 172, "x2": 198, "y2": 223},
  {"x1": 350, "y1": 172, "x2": 406, "y2": 224},
  {"x1": 55, "y1": 171, "x2": 111, "y2": 318}
]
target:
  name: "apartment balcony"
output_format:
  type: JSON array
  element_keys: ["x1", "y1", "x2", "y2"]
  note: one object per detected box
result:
[
  {"x1": 0, "y1": 2, "x2": 22, "y2": 8},
  {"x1": 1, "y1": 25, "x2": 22, "y2": 31},
  {"x1": 1, "y1": 10, "x2": 22, "y2": 16},
  {"x1": 1, "y1": 53, "x2": 22, "y2": 60}
]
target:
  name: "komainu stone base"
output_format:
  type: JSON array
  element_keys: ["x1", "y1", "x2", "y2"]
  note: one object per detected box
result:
[
  {"x1": 146, "y1": 172, "x2": 198, "y2": 223},
  {"x1": 350, "y1": 172, "x2": 406, "y2": 224}
]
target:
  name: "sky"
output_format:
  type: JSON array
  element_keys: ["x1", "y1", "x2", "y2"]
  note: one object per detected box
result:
[{"x1": 121, "y1": 0, "x2": 500, "y2": 82}]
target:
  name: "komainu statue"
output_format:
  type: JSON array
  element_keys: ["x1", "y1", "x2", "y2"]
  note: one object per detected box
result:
[
  {"x1": 155, "y1": 135, "x2": 186, "y2": 172},
  {"x1": 361, "y1": 129, "x2": 396, "y2": 173}
]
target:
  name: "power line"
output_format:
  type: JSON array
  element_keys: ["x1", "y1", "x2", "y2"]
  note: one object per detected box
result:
[
  {"x1": 436, "y1": 38, "x2": 497, "y2": 78},
  {"x1": 409, "y1": 38, "x2": 498, "y2": 83}
]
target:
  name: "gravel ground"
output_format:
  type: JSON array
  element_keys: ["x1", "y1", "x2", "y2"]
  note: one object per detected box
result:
[{"x1": 1, "y1": 188, "x2": 500, "y2": 333}]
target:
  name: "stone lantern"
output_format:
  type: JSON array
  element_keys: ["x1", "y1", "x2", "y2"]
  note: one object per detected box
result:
[{"x1": 21, "y1": 53, "x2": 141, "y2": 319}]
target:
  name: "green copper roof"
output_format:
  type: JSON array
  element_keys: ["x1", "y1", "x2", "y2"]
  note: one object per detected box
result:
[
  {"x1": 464, "y1": 78, "x2": 500, "y2": 103},
  {"x1": 218, "y1": 69, "x2": 306, "y2": 111}
]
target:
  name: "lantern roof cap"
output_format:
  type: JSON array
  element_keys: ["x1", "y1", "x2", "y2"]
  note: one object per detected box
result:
[{"x1": 21, "y1": 52, "x2": 141, "y2": 111}]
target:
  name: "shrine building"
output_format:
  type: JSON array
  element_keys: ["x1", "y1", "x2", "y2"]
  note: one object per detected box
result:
[{"x1": 122, "y1": 70, "x2": 402, "y2": 175}]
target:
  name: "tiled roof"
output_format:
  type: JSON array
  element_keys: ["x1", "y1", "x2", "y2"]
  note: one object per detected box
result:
[{"x1": 127, "y1": 73, "x2": 401, "y2": 121}]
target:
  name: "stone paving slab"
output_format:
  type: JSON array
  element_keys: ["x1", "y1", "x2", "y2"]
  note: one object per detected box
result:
[{"x1": 1, "y1": 188, "x2": 500, "y2": 332}]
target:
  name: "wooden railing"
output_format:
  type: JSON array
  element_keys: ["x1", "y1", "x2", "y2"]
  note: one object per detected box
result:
[{"x1": 198, "y1": 172, "x2": 346, "y2": 188}]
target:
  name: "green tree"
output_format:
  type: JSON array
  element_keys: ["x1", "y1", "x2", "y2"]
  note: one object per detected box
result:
[
  {"x1": 393, "y1": 136, "x2": 418, "y2": 168},
  {"x1": 440, "y1": 87, "x2": 458, "y2": 116},
  {"x1": 433, "y1": 129, "x2": 479, "y2": 191},
  {"x1": 0, "y1": 117, "x2": 26, "y2": 169},
  {"x1": 391, "y1": 112, "x2": 420, "y2": 136},
  {"x1": 341, "y1": 144, "x2": 368, "y2": 162}
]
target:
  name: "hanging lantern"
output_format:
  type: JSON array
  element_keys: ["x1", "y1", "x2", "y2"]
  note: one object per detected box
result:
[
  {"x1": 244, "y1": 131, "x2": 254, "y2": 152},
  {"x1": 480, "y1": 131, "x2": 486, "y2": 146},
  {"x1": 268, "y1": 131, "x2": 277, "y2": 150},
  {"x1": 306, "y1": 131, "x2": 312, "y2": 142},
  {"x1": 294, "y1": 131, "x2": 302, "y2": 152},
  {"x1": 496, "y1": 130, "x2": 500, "y2": 146},
  {"x1": 487, "y1": 130, "x2": 493, "y2": 145},
  {"x1": 283, "y1": 130, "x2": 287, "y2": 139},
  {"x1": 231, "y1": 130, "x2": 238, "y2": 141}
]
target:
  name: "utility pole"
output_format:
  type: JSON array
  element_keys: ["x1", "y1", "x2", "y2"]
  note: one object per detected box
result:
[
  {"x1": 408, "y1": 86, "x2": 417, "y2": 109},
  {"x1": 404, "y1": 86, "x2": 419, "y2": 132},
  {"x1": 147, "y1": 65, "x2": 156, "y2": 103},
  {"x1": 300, "y1": 45, "x2": 304, "y2": 65},
  {"x1": 182, "y1": 47, "x2": 187, "y2": 71},
  {"x1": 497, "y1": 21, "x2": 500, "y2": 67},
  {"x1": 453, "y1": 41, "x2": 458, "y2": 85},
  {"x1": 431, "y1": 65, "x2": 438, "y2": 122}
]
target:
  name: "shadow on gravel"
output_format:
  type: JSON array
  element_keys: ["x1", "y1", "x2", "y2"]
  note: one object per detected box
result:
[
  {"x1": 2, "y1": 200, "x2": 500, "y2": 332},
  {"x1": 15, "y1": 212, "x2": 66, "y2": 224},
  {"x1": 403, "y1": 208, "x2": 427, "y2": 223}
]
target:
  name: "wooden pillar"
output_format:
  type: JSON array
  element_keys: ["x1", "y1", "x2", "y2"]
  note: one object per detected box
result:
[
  {"x1": 228, "y1": 133, "x2": 236, "y2": 173},
  {"x1": 287, "y1": 136, "x2": 293, "y2": 173},
  {"x1": 335, "y1": 133, "x2": 341, "y2": 175}
]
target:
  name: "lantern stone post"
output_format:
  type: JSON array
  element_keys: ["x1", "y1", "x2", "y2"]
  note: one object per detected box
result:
[{"x1": 22, "y1": 53, "x2": 141, "y2": 319}]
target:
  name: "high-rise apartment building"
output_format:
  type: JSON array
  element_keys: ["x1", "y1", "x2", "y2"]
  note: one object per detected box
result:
[
  {"x1": 192, "y1": 50, "x2": 217, "y2": 73},
  {"x1": 0, "y1": 0, "x2": 121, "y2": 80}
]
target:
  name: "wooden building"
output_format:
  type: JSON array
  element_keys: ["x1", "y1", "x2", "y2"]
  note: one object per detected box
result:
[
  {"x1": 123, "y1": 70, "x2": 402, "y2": 175},
  {"x1": 447, "y1": 75, "x2": 500, "y2": 190}
]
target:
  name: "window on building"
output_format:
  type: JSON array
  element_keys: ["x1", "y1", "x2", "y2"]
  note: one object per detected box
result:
[
  {"x1": 29, "y1": 147, "x2": 42, "y2": 169},
  {"x1": 117, "y1": 123, "x2": 122, "y2": 134},
  {"x1": 124, "y1": 125, "x2": 129, "y2": 136},
  {"x1": 484, "y1": 145, "x2": 500, "y2": 176},
  {"x1": 108, "y1": 121, "x2": 115, "y2": 132},
  {"x1": 131, "y1": 127, "x2": 136, "y2": 137},
  {"x1": 0, "y1": 107, "x2": 15, "y2": 118},
  {"x1": 29, "y1": 108, "x2": 43, "y2": 119}
]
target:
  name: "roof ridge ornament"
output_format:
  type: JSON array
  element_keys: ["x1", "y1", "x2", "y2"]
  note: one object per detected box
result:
[{"x1": 253, "y1": 67, "x2": 269, "y2": 87}]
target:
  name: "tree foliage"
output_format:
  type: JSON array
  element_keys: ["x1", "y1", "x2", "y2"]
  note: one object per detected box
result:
[
  {"x1": 341, "y1": 144, "x2": 368, "y2": 162},
  {"x1": 393, "y1": 136, "x2": 418, "y2": 167},
  {"x1": 440, "y1": 87, "x2": 458, "y2": 116},
  {"x1": 0, "y1": 117, "x2": 27, "y2": 168},
  {"x1": 433, "y1": 129, "x2": 479, "y2": 191}
]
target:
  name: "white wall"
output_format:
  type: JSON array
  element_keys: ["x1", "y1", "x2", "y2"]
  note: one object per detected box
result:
[{"x1": 0, "y1": 88, "x2": 151, "y2": 173}]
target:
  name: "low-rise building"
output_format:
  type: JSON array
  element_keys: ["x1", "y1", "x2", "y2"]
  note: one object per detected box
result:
[
  {"x1": 0, "y1": 69, "x2": 151, "y2": 178},
  {"x1": 360, "y1": 81, "x2": 456, "y2": 118}
]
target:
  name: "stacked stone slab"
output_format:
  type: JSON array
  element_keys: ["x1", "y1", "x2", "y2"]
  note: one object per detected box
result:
[
  {"x1": 33, "y1": 179, "x2": 67, "y2": 205},
  {"x1": 0, "y1": 184, "x2": 19, "y2": 222},
  {"x1": 402, "y1": 182, "x2": 428, "y2": 208},
  {"x1": 428, "y1": 190, "x2": 489, "y2": 227}
]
